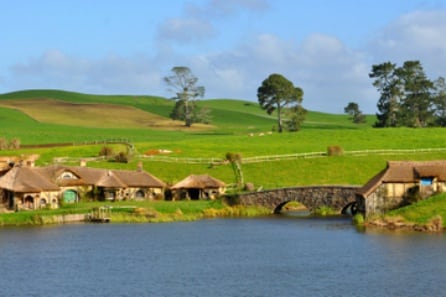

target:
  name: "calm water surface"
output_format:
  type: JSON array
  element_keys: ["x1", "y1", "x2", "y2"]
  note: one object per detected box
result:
[{"x1": 1, "y1": 215, "x2": 446, "y2": 297}]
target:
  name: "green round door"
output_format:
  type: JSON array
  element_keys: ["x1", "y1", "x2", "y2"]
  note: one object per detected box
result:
[{"x1": 63, "y1": 190, "x2": 78, "y2": 203}]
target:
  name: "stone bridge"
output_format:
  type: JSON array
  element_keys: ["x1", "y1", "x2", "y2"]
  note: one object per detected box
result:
[{"x1": 224, "y1": 185, "x2": 360, "y2": 214}]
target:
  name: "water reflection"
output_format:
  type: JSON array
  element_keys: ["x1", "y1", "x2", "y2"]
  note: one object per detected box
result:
[
  {"x1": 0, "y1": 218, "x2": 445, "y2": 297},
  {"x1": 281, "y1": 209, "x2": 311, "y2": 217}
]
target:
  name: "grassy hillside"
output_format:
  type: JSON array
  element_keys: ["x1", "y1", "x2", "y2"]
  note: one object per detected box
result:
[
  {"x1": 1, "y1": 89, "x2": 446, "y2": 189},
  {"x1": 0, "y1": 89, "x2": 371, "y2": 144},
  {"x1": 0, "y1": 89, "x2": 366, "y2": 133}
]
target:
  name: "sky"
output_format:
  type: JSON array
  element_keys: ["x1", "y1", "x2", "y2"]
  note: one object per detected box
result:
[{"x1": 2, "y1": 0, "x2": 446, "y2": 114}]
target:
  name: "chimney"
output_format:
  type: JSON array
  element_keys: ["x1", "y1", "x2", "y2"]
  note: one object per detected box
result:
[
  {"x1": 80, "y1": 159, "x2": 87, "y2": 167},
  {"x1": 137, "y1": 161, "x2": 143, "y2": 172}
]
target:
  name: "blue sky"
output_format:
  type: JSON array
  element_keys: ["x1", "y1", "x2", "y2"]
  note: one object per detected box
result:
[{"x1": 1, "y1": 0, "x2": 446, "y2": 113}]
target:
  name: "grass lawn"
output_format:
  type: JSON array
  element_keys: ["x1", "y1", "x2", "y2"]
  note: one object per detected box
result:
[
  {"x1": 385, "y1": 193, "x2": 446, "y2": 226},
  {"x1": 0, "y1": 200, "x2": 270, "y2": 226}
]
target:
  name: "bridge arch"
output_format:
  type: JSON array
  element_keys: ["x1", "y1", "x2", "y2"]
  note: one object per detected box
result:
[
  {"x1": 273, "y1": 200, "x2": 311, "y2": 214},
  {"x1": 341, "y1": 201, "x2": 358, "y2": 216}
]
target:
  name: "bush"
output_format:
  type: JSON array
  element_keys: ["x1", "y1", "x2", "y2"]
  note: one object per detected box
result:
[
  {"x1": 154, "y1": 193, "x2": 165, "y2": 200},
  {"x1": 9, "y1": 138, "x2": 20, "y2": 149},
  {"x1": 115, "y1": 151, "x2": 129, "y2": 163},
  {"x1": 0, "y1": 138, "x2": 7, "y2": 150},
  {"x1": 405, "y1": 185, "x2": 422, "y2": 204},
  {"x1": 352, "y1": 213, "x2": 365, "y2": 225},
  {"x1": 99, "y1": 146, "x2": 113, "y2": 157},
  {"x1": 327, "y1": 145, "x2": 343, "y2": 156}
]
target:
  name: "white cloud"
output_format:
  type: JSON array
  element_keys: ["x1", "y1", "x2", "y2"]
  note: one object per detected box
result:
[
  {"x1": 184, "y1": 0, "x2": 268, "y2": 19},
  {"x1": 205, "y1": 0, "x2": 269, "y2": 17},
  {"x1": 8, "y1": 50, "x2": 163, "y2": 95},
  {"x1": 8, "y1": 7, "x2": 446, "y2": 115},
  {"x1": 156, "y1": 0, "x2": 268, "y2": 45},
  {"x1": 3, "y1": 32, "x2": 376, "y2": 114},
  {"x1": 370, "y1": 10, "x2": 446, "y2": 77},
  {"x1": 157, "y1": 17, "x2": 215, "y2": 44},
  {"x1": 153, "y1": 7, "x2": 446, "y2": 114},
  {"x1": 193, "y1": 33, "x2": 374, "y2": 113}
]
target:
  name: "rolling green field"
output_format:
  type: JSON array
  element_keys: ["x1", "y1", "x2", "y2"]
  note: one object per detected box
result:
[{"x1": 1, "y1": 89, "x2": 446, "y2": 189}]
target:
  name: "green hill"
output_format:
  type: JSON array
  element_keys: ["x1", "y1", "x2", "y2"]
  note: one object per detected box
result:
[
  {"x1": 1, "y1": 89, "x2": 446, "y2": 189},
  {"x1": 0, "y1": 89, "x2": 369, "y2": 134}
]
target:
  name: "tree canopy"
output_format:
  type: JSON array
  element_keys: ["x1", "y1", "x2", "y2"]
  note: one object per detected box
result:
[
  {"x1": 163, "y1": 66, "x2": 206, "y2": 127},
  {"x1": 370, "y1": 60, "x2": 443, "y2": 128},
  {"x1": 257, "y1": 73, "x2": 305, "y2": 132},
  {"x1": 344, "y1": 102, "x2": 366, "y2": 124}
]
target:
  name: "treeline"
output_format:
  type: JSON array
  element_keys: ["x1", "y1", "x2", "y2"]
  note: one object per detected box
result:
[{"x1": 370, "y1": 60, "x2": 446, "y2": 128}]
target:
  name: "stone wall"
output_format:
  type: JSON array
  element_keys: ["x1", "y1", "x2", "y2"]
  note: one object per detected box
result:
[{"x1": 225, "y1": 186, "x2": 359, "y2": 213}]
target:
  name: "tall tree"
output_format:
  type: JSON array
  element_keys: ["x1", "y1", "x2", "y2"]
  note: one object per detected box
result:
[
  {"x1": 257, "y1": 73, "x2": 304, "y2": 133},
  {"x1": 163, "y1": 66, "x2": 205, "y2": 127},
  {"x1": 370, "y1": 60, "x2": 439, "y2": 128},
  {"x1": 395, "y1": 60, "x2": 435, "y2": 127},
  {"x1": 369, "y1": 62, "x2": 400, "y2": 127},
  {"x1": 433, "y1": 76, "x2": 446, "y2": 126}
]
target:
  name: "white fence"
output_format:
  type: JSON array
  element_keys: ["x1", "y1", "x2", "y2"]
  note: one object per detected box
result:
[{"x1": 139, "y1": 147, "x2": 446, "y2": 165}]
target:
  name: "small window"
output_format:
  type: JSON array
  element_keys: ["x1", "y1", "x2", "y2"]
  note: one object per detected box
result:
[
  {"x1": 135, "y1": 190, "x2": 145, "y2": 199},
  {"x1": 421, "y1": 178, "x2": 433, "y2": 186},
  {"x1": 62, "y1": 173, "x2": 72, "y2": 179}
]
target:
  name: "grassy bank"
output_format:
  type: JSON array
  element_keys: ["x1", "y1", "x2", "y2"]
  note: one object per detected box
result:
[
  {"x1": 365, "y1": 193, "x2": 446, "y2": 232},
  {"x1": 0, "y1": 200, "x2": 271, "y2": 226}
]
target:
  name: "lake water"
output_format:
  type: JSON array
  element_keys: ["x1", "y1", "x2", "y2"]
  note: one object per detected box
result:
[{"x1": 1, "y1": 215, "x2": 446, "y2": 297}]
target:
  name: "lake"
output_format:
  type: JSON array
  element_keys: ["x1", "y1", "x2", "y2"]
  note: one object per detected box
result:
[{"x1": 1, "y1": 215, "x2": 445, "y2": 297}]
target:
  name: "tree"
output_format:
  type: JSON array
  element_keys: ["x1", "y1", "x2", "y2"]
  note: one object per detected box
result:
[
  {"x1": 433, "y1": 76, "x2": 446, "y2": 126},
  {"x1": 369, "y1": 62, "x2": 400, "y2": 127},
  {"x1": 344, "y1": 102, "x2": 366, "y2": 124},
  {"x1": 370, "y1": 60, "x2": 437, "y2": 128},
  {"x1": 225, "y1": 152, "x2": 244, "y2": 189},
  {"x1": 170, "y1": 100, "x2": 212, "y2": 124},
  {"x1": 395, "y1": 60, "x2": 435, "y2": 127},
  {"x1": 285, "y1": 105, "x2": 307, "y2": 131},
  {"x1": 257, "y1": 73, "x2": 304, "y2": 132},
  {"x1": 163, "y1": 66, "x2": 205, "y2": 127}
]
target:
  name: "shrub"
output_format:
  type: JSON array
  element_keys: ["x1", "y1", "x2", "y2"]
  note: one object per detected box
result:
[
  {"x1": 405, "y1": 185, "x2": 422, "y2": 204},
  {"x1": 352, "y1": 213, "x2": 365, "y2": 225},
  {"x1": 327, "y1": 145, "x2": 343, "y2": 156},
  {"x1": 115, "y1": 151, "x2": 129, "y2": 163},
  {"x1": 154, "y1": 193, "x2": 165, "y2": 200},
  {"x1": 99, "y1": 146, "x2": 113, "y2": 157},
  {"x1": 0, "y1": 138, "x2": 7, "y2": 150},
  {"x1": 9, "y1": 138, "x2": 20, "y2": 149}
]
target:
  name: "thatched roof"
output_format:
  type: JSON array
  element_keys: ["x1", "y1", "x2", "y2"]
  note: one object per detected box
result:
[
  {"x1": 0, "y1": 166, "x2": 59, "y2": 192},
  {"x1": 0, "y1": 164, "x2": 167, "y2": 193},
  {"x1": 35, "y1": 165, "x2": 87, "y2": 187},
  {"x1": 66, "y1": 166, "x2": 105, "y2": 185},
  {"x1": 96, "y1": 170, "x2": 127, "y2": 188},
  {"x1": 37, "y1": 165, "x2": 166, "y2": 189},
  {"x1": 171, "y1": 174, "x2": 225, "y2": 190},
  {"x1": 357, "y1": 160, "x2": 446, "y2": 197},
  {"x1": 113, "y1": 170, "x2": 166, "y2": 188}
]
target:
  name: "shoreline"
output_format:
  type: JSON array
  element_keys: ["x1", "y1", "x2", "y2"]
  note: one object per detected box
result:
[
  {"x1": 365, "y1": 215, "x2": 444, "y2": 232},
  {"x1": 0, "y1": 203, "x2": 273, "y2": 226}
]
